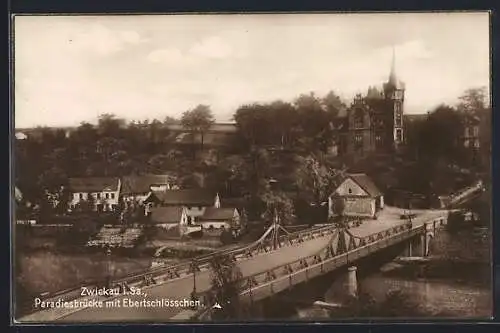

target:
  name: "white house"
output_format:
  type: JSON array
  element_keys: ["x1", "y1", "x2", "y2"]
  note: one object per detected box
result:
[
  {"x1": 68, "y1": 177, "x2": 121, "y2": 212},
  {"x1": 328, "y1": 173, "x2": 384, "y2": 219},
  {"x1": 197, "y1": 207, "x2": 240, "y2": 230},
  {"x1": 148, "y1": 189, "x2": 221, "y2": 223}
]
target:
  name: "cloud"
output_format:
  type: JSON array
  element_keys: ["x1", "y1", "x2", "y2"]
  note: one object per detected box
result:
[
  {"x1": 395, "y1": 40, "x2": 434, "y2": 60},
  {"x1": 68, "y1": 24, "x2": 144, "y2": 57},
  {"x1": 189, "y1": 36, "x2": 234, "y2": 59},
  {"x1": 147, "y1": 48, "x2": 183, "y2": 64}
]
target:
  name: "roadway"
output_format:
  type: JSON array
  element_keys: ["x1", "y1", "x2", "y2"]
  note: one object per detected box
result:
[{"x1": 19, "y1": 206, "x2": 448, "y2": 323}]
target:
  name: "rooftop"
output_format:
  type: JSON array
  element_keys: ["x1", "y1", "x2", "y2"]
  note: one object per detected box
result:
[
  {"x1": 121, "y1": 174, "x2": 174, "y2": 194},
  {"x1": 150, "y1": 206, "x2": 185, "y2": 224},
  {"x1": 346, "y1": 173, "x2": 382, "y2": 197},
  {"x1": 153, "y1": 189, "x2": 216, "y2": 206},
  {"x1": 68, "y1": 177, "x2": 120, "y2": 192}
]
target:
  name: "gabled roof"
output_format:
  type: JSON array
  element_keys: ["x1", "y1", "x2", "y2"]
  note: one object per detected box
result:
[
  {"x1": 199, "y1": 207, "x2": 237, "y2": 221},
  {"x1": 121, "y1": 175, "x2": 173, "y2": 194},
  {"x1": 153, "y1": 189, "x2": 215, "y2": 206},
  {"x1": 68, "y1": 177, "x2": 120, "y2": 192},
  {"x1": 15, "y1": 186, "x2": 23, "y2": 202},
  {"x1": 347, "y1": 173, "x2": 382, "y2": 197},
  {"x1": 150, "y1": 207, "x2": 184, "y2": 224}
]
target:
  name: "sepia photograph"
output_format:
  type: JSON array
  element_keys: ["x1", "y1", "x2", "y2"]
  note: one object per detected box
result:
[{"x1": 12, "y1": 12, "x2": 492, "y2": 323}]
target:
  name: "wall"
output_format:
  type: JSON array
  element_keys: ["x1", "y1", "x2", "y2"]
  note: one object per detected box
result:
[
  {"x1": 343, "y1": 197, "x2": 375, "y2": 217},
  {"x1": 335, "y1": 178, "x2": 368, "y2": 196},
  {"x1": 70, "y1": 190, "x2": 120, "y2": 211},
  {"x1": 199, "y1": 220, "x2": 230, "y2": 230}
]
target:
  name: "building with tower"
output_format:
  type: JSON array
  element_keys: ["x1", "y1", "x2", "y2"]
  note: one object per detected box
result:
[{"x1": 333, "y1": 50, "x2": 406, "y2": 157}]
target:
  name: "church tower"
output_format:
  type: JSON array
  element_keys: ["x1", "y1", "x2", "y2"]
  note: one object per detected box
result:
[{"x1": 383, "y1": 48, "x2": 405, "y2": 149}]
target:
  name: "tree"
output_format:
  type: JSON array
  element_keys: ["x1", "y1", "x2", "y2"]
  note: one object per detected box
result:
[
  {"x1": 181, "y1": 104, "x2": 215, "y2": 150},
  {"x1": 294, "y1": 92, "x2": 336, "y2": 152},
  {"x1": 260, "y1": 191, "x2": 295, "y2": 226},
  {"x1": 209, "y1": 253, "x2": 243, "y2": 320},
  {"x1": 418, "y1": 104, "x2": 466, "y2": 162},
  {"x1": 97, "y1": 113, "x2": 126, "y2": 137},
  {"x1": 234, "y1": 103, "x2": 273, "y2": 147},
  {"x1": 457, "y1": 86, "x2": 489, "y2": 114},
  {"x1": 322, "y1": 90, "x2": 346, "y2": 117},
  {"x1": 294, "y1": 154, "x2": 343, "y2": 205}
]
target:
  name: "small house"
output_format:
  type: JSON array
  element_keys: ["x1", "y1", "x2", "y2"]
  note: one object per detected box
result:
[
  {"x1": 198, "y1": 207, "x2": 240, "y2": 231},
  {"x1": 150, "y1": 206, "x2": 188, "y2": 228},
  {"x1": 146, "y1": 189, "x2": 221, "y2": 223},
  {"x1": 68, "y1": 177, "x2": 121, "y2": 212},
  {"x1": 121, "y1": 174, "x2": 175, "y2": 203},
  {"x1": 328, "y1": 173, "x2": 383, "y2": 219}
]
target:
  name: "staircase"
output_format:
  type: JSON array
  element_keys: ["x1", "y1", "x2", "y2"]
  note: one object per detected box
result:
[{"x1": 86, "y1": 226, "x2": 143, "y2": 248}]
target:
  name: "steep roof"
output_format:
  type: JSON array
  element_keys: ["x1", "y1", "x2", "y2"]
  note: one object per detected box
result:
[
  {"x1": 347, "y1": 173, "x2": 382, "y2": 197},
  {"x1": 150, "y1": 207, "x2": 184, "y2": 224},
  {"x1": 153, "y1": 189, "x2": 215, "y2": 206},
  {"x1": 15, "y1": 186, "x2": 23, "y2": 202},
  {"x1": 199, "y1": 207, "x2": 237, "y2": 221},
  {"x1": 121, "y1": 175, "x2": 173, "y2": 194},
  {"x1": 68, "y1": 177, "x2": 120, "y2": 192}
]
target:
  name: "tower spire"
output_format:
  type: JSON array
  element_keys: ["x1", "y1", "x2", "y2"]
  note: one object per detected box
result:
[{"x1": 388, "y1": 47, "x2": 397, "y2": 85}]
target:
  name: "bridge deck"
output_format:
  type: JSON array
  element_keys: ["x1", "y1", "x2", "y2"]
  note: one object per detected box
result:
[{"x1": 19, "y1": 207, "x2": 449, "y2": 323}]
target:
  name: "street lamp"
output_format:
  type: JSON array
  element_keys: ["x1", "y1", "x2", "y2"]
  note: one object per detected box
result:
[
  {"x1": 105, "y1": 246, "x2": 112, "y2": 289},
  {"x1": 190, "y1": 259, "x2": 198, "y2": 307}
]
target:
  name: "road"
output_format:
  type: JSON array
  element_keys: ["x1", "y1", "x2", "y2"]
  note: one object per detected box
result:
[{"x1": 19, "y1": 206, "x2": 448, "y2": 323}]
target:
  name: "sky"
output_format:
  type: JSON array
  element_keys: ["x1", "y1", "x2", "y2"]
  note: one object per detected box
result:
[{"x1": 14, "y1": 12, "x2": 490, "y2": 128}]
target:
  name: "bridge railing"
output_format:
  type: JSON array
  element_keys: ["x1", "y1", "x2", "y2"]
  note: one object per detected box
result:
[
  {"x1": 448, "y1": 181, "x2": 484, "y2": 206},
  {"x1": 193, "y1": 222, "x2": 423, "y2": 320},
  {"x1": 32, "y1": 223, "x2": 337, "y2": 312}
]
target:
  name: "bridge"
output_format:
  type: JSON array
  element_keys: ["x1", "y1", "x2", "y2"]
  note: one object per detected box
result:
[{"x1": 17, "y1": 182, "x2": 485, "y2": 323}]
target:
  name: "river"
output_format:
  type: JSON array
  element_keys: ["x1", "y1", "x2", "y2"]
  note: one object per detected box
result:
[{"x1": 291, "y1": 226, "x2": 492, "y2": 319}]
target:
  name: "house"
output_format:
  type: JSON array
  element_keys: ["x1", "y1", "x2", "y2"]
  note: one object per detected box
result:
[
  {"x1": 462, "y1": 114, "x2": 481, "y2": 149},
  {"x1": 328, "y1": 173, "x2": 383, "y2": 219},
  {"x1": 197, "y1": 207, "x2": 240, "y2": 231},
  {"x1": 150, "y1": 206, "x2": 189, "y2": 228},
  {"x1": 121, "y1": 174, "x2": 176, "y2": 203},
  {"x1": 329, "y1": 51, "x2": 405, "y2": 157},
  {"x1": 147, "y1": 189, "x2": 221, "y2": 222},
  {"x1": 68, "y1": 177, "x2": 121, "y2": 212}
]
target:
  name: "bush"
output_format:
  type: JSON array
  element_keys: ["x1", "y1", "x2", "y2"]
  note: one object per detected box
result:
[{"x1": 219, "y1": 229, "x2": 234, "y2": 245}]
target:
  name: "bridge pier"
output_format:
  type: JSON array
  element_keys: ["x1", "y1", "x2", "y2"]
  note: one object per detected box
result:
[
  {"x1": 346, "y1": 266, "x2": 358, "y2": 298},
  {"x1": 403, "y1": 240, "x2": 413, "y2": 257}
]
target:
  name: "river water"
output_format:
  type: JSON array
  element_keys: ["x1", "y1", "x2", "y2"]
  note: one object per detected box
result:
[{"x1": 291, "y1": 226, "x2": 492, "y2": 319}]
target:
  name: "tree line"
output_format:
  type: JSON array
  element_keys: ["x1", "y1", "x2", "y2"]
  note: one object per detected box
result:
[{"x1": 15, "y1": 87, "x2": 490, "y2": 224}]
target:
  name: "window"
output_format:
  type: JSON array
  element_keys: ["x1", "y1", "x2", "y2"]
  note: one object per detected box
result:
[
  {"x1": 375, "y1": 134, "x2": 384, "y2": 149},
  {"x1": 105, "y1": 193, "x2": 109, "y2": 199},
  {"x1": 97, "y1": 193, "x2": 101, "y2": 199},
  {"x1": 396, "y1": 129, "x2": 402, "y2": 142},
  {"x1": 394, "y1": 103, "x2": 402, "y2": 127},
  {"x1": 111, "y1": 193, "x2": 115, "y2": 199},
  {"x1": 354, "y1": 109, "x2": 364, "y2": 128},
  {"x1": 198, "y1": 206, "x2": 202, "y2": 210},
  {"x1": 79, "y1": 193, "x2": 83, "y2": 199},
  {"x1": 348, "y1": 188, "x2": 352, "y2": 194}
]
